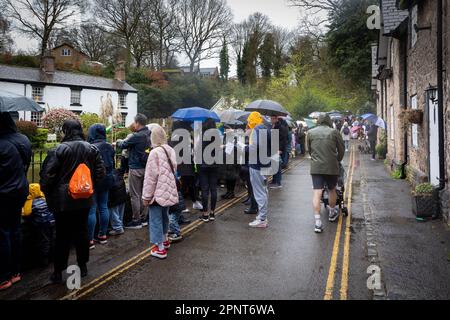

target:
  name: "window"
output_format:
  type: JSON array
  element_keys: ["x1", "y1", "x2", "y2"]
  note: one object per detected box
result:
[
  {"x1": 71, "y1": 110, "x2": 82, "y2": 116},
  {"x1": 31, "y1": 112, "x2": 43, "y2": 127},
  {"x1": 32, "y1": 86, "x2": 44, "y2": 103},
  {"x1": 61, "y1": 48, "x2": 72, "y2": 56},
  {"x1": 120, "y1": 113, "x2": 127, "y2": 127},
  {"x1": 411, "y1": 5, "x2": 418, "y2": 47},
  {"x1": 411, "y1": 95, "x2": 419, "y2": 148},
  {"x1": 118, "y1": 93, "x2": 127, "y2": 108},
  {"x1": 71, "y1": 89, "x2": 81, "y2": 105}
]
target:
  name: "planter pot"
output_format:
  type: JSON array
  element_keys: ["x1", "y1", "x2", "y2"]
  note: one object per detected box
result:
[{"x1": 412, "y1": 194, "x2": 437, "y2": 218}]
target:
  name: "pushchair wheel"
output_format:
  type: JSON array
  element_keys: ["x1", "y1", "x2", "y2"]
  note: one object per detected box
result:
[{"x1": 342, "y1": 207, "x2": 348, "y2": 217}]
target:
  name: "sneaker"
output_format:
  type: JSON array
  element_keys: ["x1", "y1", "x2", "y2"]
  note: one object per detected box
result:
[
  {"x1": 200, "y1": 214, "x2": 209, "y2": 222},
  {"x1": 125, "y1": 221, "x2": 143, "y2": 230},
  {"x1": 249, "y1": 219, "x2": 268, "y2": 228},
  {"x1": 109, "y1": 229, "x2": 125, "y2": 236},
  {"x1": 95, "y1": 235, "x2": 108, "y2": 245},
  {"x1": 163, "y1": 240, "x2": 171, "y2": 250},
  {"x1": 209, "y1": 212, "x2": 216, "y2": 221},
  {"x1": 179, "y1": 215, "x2": 191, "y2": 225},
  {"x1": 10, "y1": 274, "x2": 21, "y2": 284},
  {"x1": 329, "y1": 207, "x2": 340, "y2": 222},
  {"x1": 0, "y1": 280, "x2": 12, "y2": 291},
  {"x1": 150, "y1": 247, "x2": 167, "y2": 259},
  {"x1": 182, "y1": 208, "x2": 190, "y2": 213},
  {"x1": 89, "y1": 241, "x2": 96, "y2": 250},
  {"x1": 168, "y1": 233, "x2": 183, "y2": 242},
  {"x1": 315, "y1": 223, "x2": 324, "y2": 234},
  {"x1": 193, "y1": 201, "x2": 203, "y2": 210}
]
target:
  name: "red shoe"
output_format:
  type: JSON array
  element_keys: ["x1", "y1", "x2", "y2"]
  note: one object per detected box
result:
[
  {"x1": 150, "y1": 247, "x2": 167, "y2": 259},
  {"x1": 95, "y1": 235, "x2": 108, "y2": 245},
  {"x1": 11, "y1": 274, "x2": 21, "y2": 284},
  {"x1": 163, "y1": 240, "x2": 171, "y2": 250},
  {"x1": 0, "y1": 280, "x2": 12, "y2": 291}
]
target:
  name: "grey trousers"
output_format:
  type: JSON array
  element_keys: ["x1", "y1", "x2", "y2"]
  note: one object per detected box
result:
[
  {"x1": 250, "y1": 167, "x2": 269, "y2": 221},
  {"x1": 129, "y1": 168, "x2": 147, "y2": 222}
]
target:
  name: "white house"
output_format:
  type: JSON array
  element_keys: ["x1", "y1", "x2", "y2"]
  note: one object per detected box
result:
[{"x1": 0, "y1": 57, "x2": 138, "y2": 127}]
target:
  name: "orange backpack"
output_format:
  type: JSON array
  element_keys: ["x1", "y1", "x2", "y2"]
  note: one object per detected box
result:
[{"x1": 68, "y1": 163, "x2": 94, "y2": 200}]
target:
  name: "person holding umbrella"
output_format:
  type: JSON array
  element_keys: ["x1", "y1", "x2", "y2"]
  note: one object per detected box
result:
[{"x1": 0, "y1": 112, "x2": 32, "y2": 291}]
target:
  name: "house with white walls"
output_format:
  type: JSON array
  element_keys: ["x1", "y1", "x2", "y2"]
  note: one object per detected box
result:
[{"x1": 0, "y1": 57, "x2": 138, "y2": 127}]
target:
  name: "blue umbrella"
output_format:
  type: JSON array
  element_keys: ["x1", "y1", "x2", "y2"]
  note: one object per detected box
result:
[
  {"x1": 171, "y1": 107, "x2": 220, "y2": 122},
  {"x1": 360, "y1": 113, "x2": 377, "y2": 121}
]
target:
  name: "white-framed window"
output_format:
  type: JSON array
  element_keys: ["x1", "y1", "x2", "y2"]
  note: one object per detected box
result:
[
  {"x1": 118, "y1": 93, "x2": 127, "y2": 108},
  {"x1": 32, "y1": 86, "x2": 44, "y2": 103},
  {"x1": 31, "y1": 111, "x2": 43, "y2": 127},
  {"x1": 411, "y1": 95, "x2": 419, "y2": 148},
  {"x1": 121, "y1": 113, "x2": 127, "y2": 127},
  {"x1": 71, "y1": 89, "x2": 81, "y2": 105},
  {"x1": 411, "y1": 5, "x2": 418, "y2": 47},
  {"x1": 61, "y1": 48, "x2": 72, "y2": 56}
]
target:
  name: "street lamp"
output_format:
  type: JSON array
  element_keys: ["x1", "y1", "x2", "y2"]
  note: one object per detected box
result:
[{"x1": 426, "y1": 84, "x2": 438, "y2": 103}]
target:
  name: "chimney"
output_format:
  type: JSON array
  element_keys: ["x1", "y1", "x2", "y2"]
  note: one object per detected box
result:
[
  {"x1": 115, "y1": 60, "x2": 126, "y2": 82},
  {"x1": 41, "y1": 54, "x2": 55, "y2": 75}
]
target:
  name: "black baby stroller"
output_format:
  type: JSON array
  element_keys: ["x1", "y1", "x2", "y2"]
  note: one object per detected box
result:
[{"x1": 321, "y1": 163, "x2": 348, "y2": 217}]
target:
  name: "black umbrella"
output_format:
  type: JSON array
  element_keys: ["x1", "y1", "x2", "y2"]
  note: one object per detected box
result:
[
  {"x1": 0, "y1": 89, "x2": 44, "y2": 112},
  {"x1": 244, "y1": 100, "x2": 288, "y2": 117},
  {"x1": 223, "y1": 119, "x2": 246, "y2": 129}
]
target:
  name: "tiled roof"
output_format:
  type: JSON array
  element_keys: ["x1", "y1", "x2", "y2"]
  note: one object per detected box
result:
[
  {"x1": 0, "y1": 64, "x2": 137, "y2": 92},
  {"x1": 381, "y1": 0, "x2": 409, "y2": 35}
]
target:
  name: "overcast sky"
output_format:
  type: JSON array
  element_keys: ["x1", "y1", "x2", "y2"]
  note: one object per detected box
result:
[{"x1": 13, "y1": 0, "x2": 306, "y2": 71}]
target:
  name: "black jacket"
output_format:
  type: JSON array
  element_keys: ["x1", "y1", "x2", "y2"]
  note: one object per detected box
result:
[
  {"x1": 274, "y1": 119, "x2": 289, "y2": 154},
  {"x1": 108, "y1": 169, "x2": 128, "y2": 208},
  {"x1": 88, "y1": 124, "x2": 115, "y2": 192},
  {"x1": 117, "y1": 127, "x2": 150, "y2": 170},
  {"x1": 40, "y1": 138, "x2": 106, "y2": 213},
  {"x1": 0, "y1": 112, "x2": 32, "y2": 202}
]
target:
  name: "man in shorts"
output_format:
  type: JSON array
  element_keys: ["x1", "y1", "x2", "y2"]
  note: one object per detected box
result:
[{"x1": 307, "y1": 114, "x2": 345, "y2": 233}]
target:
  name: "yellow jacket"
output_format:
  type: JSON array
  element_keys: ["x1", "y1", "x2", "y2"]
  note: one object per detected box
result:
[{"x1": 22, "y1": 183, "x2": 45, "y2": 217}]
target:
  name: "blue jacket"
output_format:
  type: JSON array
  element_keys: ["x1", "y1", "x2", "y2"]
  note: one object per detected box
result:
[
  {"x1": 247, "y1": 123, "x2": 272, "y2": 171},
  {"x1": 88, "y1": 124, "x2": 115, "y2": 191},
  {"x1": 117, "y1": 127, "x2": 150, "y2": 170}
]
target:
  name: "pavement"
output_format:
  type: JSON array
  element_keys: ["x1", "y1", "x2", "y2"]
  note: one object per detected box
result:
[{"x1": 1, "y1": 142, "x2": 449, "y2": 300}]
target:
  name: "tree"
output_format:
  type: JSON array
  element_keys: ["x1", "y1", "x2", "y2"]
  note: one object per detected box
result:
[
  {"x1": 219, "y1": 38, "x2": 230, "y2": 81},
  {"x1": 4, "y1": 0, "x2": 85, "y2": 58},
  {"x1": 78, "y1": 23, "x2": 115, "y2": 63},
  {"x1": 174, "y1": 0, "x2": 233, "y2": 73},
  {"x1": 0, "y1": 11, "x2": 12, "y2": 53},
  {"x1": 48, "y1": 27, "x2": 79, "y2": 49},
  {"x1": 93, "y1": 0, "x2": 149, "y2": 68},
  {"x1": 288, "y1": 0, "x2": 340, "y2": 16},
  {"x1": 260, "y1": 33, "x2": 275, "y2": 79}
]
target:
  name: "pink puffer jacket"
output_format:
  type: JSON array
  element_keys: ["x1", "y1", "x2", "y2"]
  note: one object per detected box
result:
[{"x1": 142, "y1": 145, "x2": 179, "y2": 207}]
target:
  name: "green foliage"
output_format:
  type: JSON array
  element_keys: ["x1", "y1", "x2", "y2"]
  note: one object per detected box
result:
[
  {"x1": 115, "y1": 128, "x2": 131, "y2": 140},
  {"x1": 376, "y1": 131, "x2": 388, "y2": 159},
  {"x1": 326, "y1": 0, "x2": 378, "y2": 88},
  {"x1": 260, "y1": 33, "x2": 275, "y2": 79},
  {"x1": 391, "y1": 167, "x2": 403, "y2": 179},
  {"x1": 80, "y1": 112, "x2": 104, "y2": 129},
  {"x1": 16, "y1": 120, "x2": 37, "y2": 138},
  {"x1": 219, "y1": 38, "x2": 230, "y2": 81},
  {"x1": 31, "y1": 128, "x2": 49, "y2": 150},
  {"x1": 0, "y1": 54, "x2": 39, "y2": 67},
  {"x1": 414, "y1": 183, "x2": 434, "y2": 195}
]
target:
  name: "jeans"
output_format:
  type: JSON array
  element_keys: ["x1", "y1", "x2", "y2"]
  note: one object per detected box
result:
[
  {"x1": 370, "y1": 140, "x2": 377, "y2": 159},
  {"x1": 0, "y1": 213, "x2": 21, "y2": 283},
  {"x1": 88, "y1": 191, "x2": 110, "y2": 240},
  {"x1": 129, "y1": 168, "x2": 147, "y2": 223},
  {"x1": 110, "y1": 203, "x2": 125, "y2": 231},
  {"x1": 149, "y1": 205, "x2": 169, "y2": 245},
  {"x1": 169, "y1": 209, "x2": 181, "y2": 236},
  {"x1": 250, "y1": 168, "x2": 269, "y2": 221},
  {"x1": 54, "y1": 209, "x2": 89, "y2": 273},
  {"x1": 199, "y1": 167, "x2": 218, "y2": 213},
  {"x1": 344, "y1": 140, "x2": 350, "y2": 151},
  {"x1": 272, "y1": 154, "x2": 284, "y2": 185}
]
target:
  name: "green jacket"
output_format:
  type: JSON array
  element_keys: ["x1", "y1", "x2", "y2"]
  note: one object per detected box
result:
[{"x1": 307, "y1": 115, "x2": 345, "y2": 176}]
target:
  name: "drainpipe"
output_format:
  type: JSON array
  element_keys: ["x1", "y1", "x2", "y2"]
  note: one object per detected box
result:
[
  {"x1": 401, "y1": 35, "x2": 408, "y2": 178},
  {"x1": 437, "y1": 0, "x2": 446, "y2": 190}
]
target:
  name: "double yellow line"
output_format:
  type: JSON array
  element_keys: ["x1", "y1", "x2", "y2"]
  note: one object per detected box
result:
[
  {"x1": 323, "y1": 146, "x2": 356, "y2": 300},
  {"x1": 60, "y1": 158, "x2": 305, "y2": 300}
]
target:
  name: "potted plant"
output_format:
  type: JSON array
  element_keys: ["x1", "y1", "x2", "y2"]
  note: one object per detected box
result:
[{"x1": 412, "y1": 183, "x2": 438, "y2": 218}]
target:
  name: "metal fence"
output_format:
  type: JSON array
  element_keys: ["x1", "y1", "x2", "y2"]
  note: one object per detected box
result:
[{"x1": 28, "y1": 150, "x2": 47, "y2": 184}]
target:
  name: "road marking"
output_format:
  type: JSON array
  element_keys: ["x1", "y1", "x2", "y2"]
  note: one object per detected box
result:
[
  {"x1": 323, "y1": 147, "x2": 355, "y2": 300},
  {"x1": 60, "y1": 158, "x2": 306, "y2": 300},
  {"x1": 339, "y1": 145, "x2": 356, "y2": 300}
]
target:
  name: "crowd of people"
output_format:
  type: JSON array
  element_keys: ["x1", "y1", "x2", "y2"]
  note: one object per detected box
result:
[{"x1": 0, "y1": 109, "x2": 359, "y2": 291}]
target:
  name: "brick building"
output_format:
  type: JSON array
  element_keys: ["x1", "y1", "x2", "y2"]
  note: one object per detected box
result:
[
  {"x1": 50, "y1": 43, "x2": 89, "y2": 70},
  {"x1": 374, "y1": 0, "x2": 450, "y2": 221}
]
